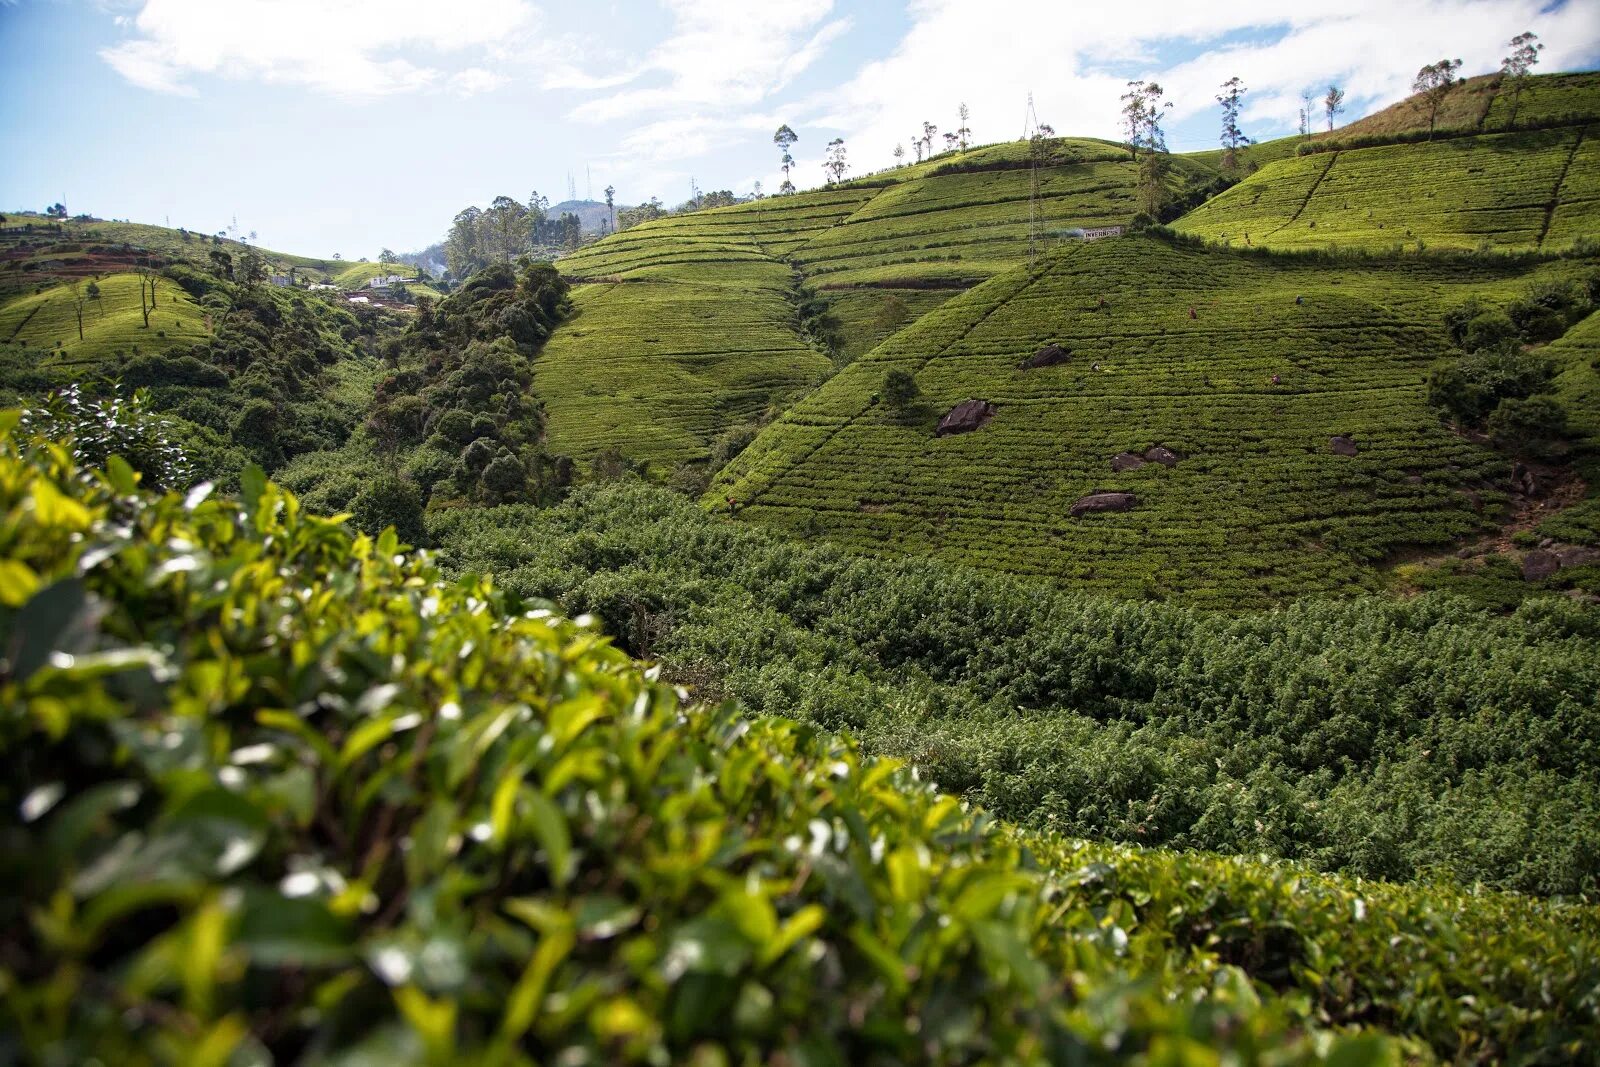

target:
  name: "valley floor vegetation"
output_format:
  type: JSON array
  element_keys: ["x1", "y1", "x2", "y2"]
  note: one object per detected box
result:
[{"x1": 434, "y1": 481, "x2": 1600, "y2": 899}]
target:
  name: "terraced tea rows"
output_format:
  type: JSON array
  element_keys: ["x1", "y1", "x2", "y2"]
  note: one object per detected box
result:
[
  {"x1": 545, "y1": 140, "x2": 1220, "y2": 466},
  {"x1": 0, "y1": 271, "x2": 208, "y2": 363},
  {"x1": 534, "y1": 261, "x2": 831, "y2": 465},
  {"x1": 712, "y1": 236, "x2": 1597, "y2": 606},
  {"x1": 1175, "y1": 125, "x2": 1598, "y2": 252}
]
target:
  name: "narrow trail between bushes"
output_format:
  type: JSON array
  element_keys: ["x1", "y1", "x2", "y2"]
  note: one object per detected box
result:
[{"x1": 1536, "y1": 125, "x2": 1588, "y2": 249}]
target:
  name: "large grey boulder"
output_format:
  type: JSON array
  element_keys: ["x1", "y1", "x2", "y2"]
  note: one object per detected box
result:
[
  {"x1": 1021, "y1": 343, "x2": 1072, "y2": 369},
  {"x1": 936, "y1": 399, "x2": 996, "y2": 437},
  {"x1": 1145, "y1": 446, "x2": 1180, "y2": 467},
  {"x1": 1522, "y1": 550, "x2": 1560, "y2": 581},
  {"x1": 1071, "y1": 491, "x2": 1138, "y2": 517}
]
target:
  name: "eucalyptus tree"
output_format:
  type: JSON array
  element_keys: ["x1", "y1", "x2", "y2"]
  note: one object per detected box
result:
[
  {"x1": 1499, "y1": 32, "x2": 1542, "y2": 125},
  {"x1": 1216, "y1": 76, "x2": 1251, "y2": 176},
  {"x1": 773, "y1": 125, "x2": 799, "y2": 194}
]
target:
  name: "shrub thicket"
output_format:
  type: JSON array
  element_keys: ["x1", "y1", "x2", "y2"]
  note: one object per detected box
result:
[{"x1": 434, "y1": 483, "x2": 1600, "y2": 898}]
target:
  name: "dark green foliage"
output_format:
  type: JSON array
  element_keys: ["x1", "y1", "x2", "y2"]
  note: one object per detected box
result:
[
  {"x1": 4, "y1": 426, "x2": 1598, "y2": 1064},
  {"x1": 1487, "y1": 393, "x2": 1569, "y2": 455},
  {"x1": 433, "y1": 482, "x2": 1600, "y2": 898},
  {"x1": 1427, "y1": 346, "x2": 1555, "y2": 424},
  {"x1": 122, "y1": 351, "x2": 230, "y2": 389},
  {"x1": 231, "y1": 396, "x2": 284, "y2": 468},
  {"x1": 1506, "y1": 278, "x2": 1596, "y2": 342},
  {"x1": 349, "y1": 473, "x2": 427, "y2": 545},
  {"x1": 295, "y1": 261, "x2": 573, "y2": 513},
  {"x1": 1461, "y1": 307, "x2": 1518, "y2": 350},
  {"x1": 881, "y1": 368, "x2": 920, "y2": 405},
  {"x1": 18, "y1": 385, "x2": 195, "y2": 491}
]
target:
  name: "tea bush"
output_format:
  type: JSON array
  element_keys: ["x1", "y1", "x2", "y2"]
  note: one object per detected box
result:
[
  {"x1": 7, "y1": 420, "x2": 1600, "y2": 1063},
  {"x1": 5, "y1": 422, "x2": 1599, "y2": 1063}
]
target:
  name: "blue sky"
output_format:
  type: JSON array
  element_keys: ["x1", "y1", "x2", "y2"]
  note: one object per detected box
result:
[{"x1": 3, "y1": 0, "x2": 1597, "y2": 259}]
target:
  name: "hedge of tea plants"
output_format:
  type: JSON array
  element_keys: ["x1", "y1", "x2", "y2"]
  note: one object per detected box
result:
[
  {"x1": 1175, "y1": 125, "x2": 1598, "y2": 253},
  {"x1": 5, "y1": 417, "x2": 1600, "y2": 1063}
]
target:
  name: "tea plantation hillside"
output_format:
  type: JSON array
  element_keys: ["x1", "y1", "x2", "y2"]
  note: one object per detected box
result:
[
  {"x1": 712, "y1": 234, "x2": 1599, "y2": 606},
  {"x1": 542, "y1": 139, "x2": 1219, "y2": 468},
  {"x1": 0, "y1": 270, "x2": 209, "y2": 363},
  {"x1": 5, "y1": 418, "x2": 1599, "y2": 1064},
  {"x1": 1335, "y1": 69, "x2": 1600, "y2": 140},
  {"x1": 1174, "y1": 125, "x2": 1599, "y2": 252},
  {"x1": 1, "y1": 214, "x2": 410, "y2": 290}
]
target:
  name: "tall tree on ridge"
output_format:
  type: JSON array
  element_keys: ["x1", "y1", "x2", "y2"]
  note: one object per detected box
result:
[
  {"x1": 484, "y1": 195, "x2": 529, "y2": 263},
  {"x1": 444, "y1": 206, "x2": 485, "y2": 278},
  {"x1": 1216, "y1": 76, "x2": 1251, "y2": 177},
  {"x1": 823, "y1": 138, "x2": 848, "y2": 185},
  {"x1": 957, "y1": 102, "x2": 972, "y2": 151},
  {"x1": 921, "y1": 121, "x2": 937, "y2": 160},
  {"x1": 893, "y1": 143, "x2": 905, "y2": 167},
  {"x1": 773, "y1": 124, "x2": 799, "y2": 195},
  {"x1": 1120, "y1": 81, "x2": 1170, "y2": 160},
  {"x1": 1413, "y1": 58, "x2": 1463, "y2": 139},
  {"x1": 1499, "y1": 31, "x2": 1542, "y2": 126},
  {"x1": 1324, "y1": 85, "x2": 1345, "y2": 131},
  {"x1": 1121, "y1": 82, "x2": 1172, "y2": 217},
  {"x1": 604, "y1": 185, "x2": 616, "y2": 233},
  {"x1": 1298, "y1": 89, "x2": 1315, "y2": 136}
]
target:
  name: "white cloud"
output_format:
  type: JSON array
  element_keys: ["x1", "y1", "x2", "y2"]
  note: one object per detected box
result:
[
  {"x1": 812, "y1": 0, "x2": 1600, "y2": 177},
  {"x1": 99, "y1": 0, "x2": 537, "y2": 98},
  {"x1": 569, "y1": 0, "x2": 850, "y2": 124}
]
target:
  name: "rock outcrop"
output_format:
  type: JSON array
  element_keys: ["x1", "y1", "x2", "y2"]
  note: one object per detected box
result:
[
  {"x1": 1070, "y1": 491, "x2": 1138, "y2": 517},
  {"x1": 936, "y1": 399, "x2": 997, "y2": 437},
  {"x1": 1020, "y1": 343, "x2": 1072, "y2": 369}
]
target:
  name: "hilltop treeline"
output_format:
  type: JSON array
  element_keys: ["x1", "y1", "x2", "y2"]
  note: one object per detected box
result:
[
  {"x1": 443, "y1": 195, "x2": 585, "y2": 278},
  {"x1": 435, "y1": 482, "x2": 1600, "y2": 898}
]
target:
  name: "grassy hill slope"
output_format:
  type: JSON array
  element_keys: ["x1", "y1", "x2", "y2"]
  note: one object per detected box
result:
[
  {"x1": 535, "y1": 262, "x2": 832, "y2": 466},
  {"x1": 2, "y1": 214, "x2": 406, "y2": 290},
  {"x1": 712, "y1": 235, "x2": 1597, "y2": 606},
  {"x1": 1174, "y1": 124, "x2": 1598, "y2": 252},
  {"x1": 544, "y1": 141, "x2": 1220, "y2": 469},
  {"x1": 0, "y1": 270, "x2": 209, "y2": 363},
  {"x1": 1336, "y1": 69, "x2": 1600, "y2": 140}
]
